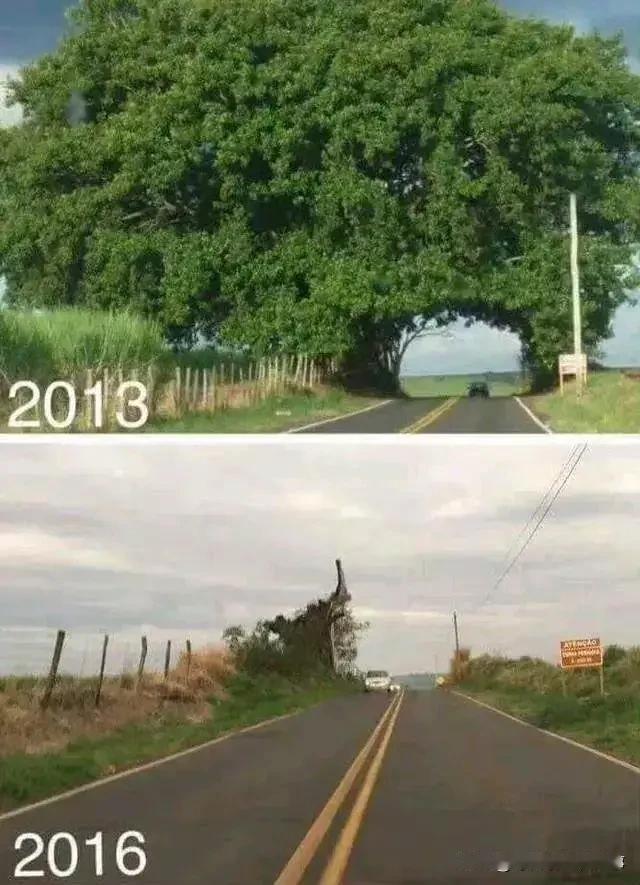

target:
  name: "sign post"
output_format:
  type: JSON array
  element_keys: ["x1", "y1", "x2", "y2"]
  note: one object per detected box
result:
[
  {"x1": 560, "y1": 637, "x2": 604, "y2": 696},
  {"x1": 558, "y1": 353, "x2": 587, "y2": 396},
  {"x1": 569, "y1": 193, "x2": 584, "y2": 396}
]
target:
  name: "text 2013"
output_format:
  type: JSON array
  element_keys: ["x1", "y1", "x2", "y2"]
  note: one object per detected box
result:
[{"x1": 7, "y1": 381, "x2": 149, "y2": 430}]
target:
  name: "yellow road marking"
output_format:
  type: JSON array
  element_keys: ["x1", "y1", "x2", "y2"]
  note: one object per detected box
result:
[
  {"x1": 400, "y1": 397, "x2": 459, "y2": 433},
  {"x1": 319, "y1": 691, "x2": 405, "y2": 885},
  {"x1": 274, "y1": 694, "x2": 400, "y2": 885}
]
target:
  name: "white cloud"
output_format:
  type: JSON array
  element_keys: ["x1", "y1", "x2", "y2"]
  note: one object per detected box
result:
[
  {"x1": 0, "y1": 528, "x2": 127, "y2": 572},
  {"x1": 0, "y1": 442, "x2": 639, "y2": 674},
  {"x1": 355, "y1": 607, "x2": 449, "y2": 624}
]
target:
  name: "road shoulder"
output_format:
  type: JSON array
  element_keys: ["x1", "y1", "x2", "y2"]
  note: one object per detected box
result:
[{"x1": 454, "y1": 691, "x2": 640, "y2": 776}]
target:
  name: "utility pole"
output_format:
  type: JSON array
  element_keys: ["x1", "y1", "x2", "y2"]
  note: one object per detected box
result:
[
  {"x1": 453, "y1": 611, "x2": 461, "y2": 681},
  {"x1": 569, "y1": 193, "x2": 584, "y2": 394},
  {"x1": 453, "y1": 610, "x2": 460, "y2": 658}
]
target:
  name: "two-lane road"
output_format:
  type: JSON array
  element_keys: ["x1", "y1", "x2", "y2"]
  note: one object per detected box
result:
[
  {"x1": 3, "y1": 690, "x2": 640, "y2": 883},
  {"x1": 299, "y1": 397, "x2": 547, "y2": 433}
]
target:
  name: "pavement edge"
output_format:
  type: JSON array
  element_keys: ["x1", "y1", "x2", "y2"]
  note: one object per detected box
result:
[
  {"x1": 454, "y1": 691, "x2": 640, "y2": 776},
  {"x1": 513, "y1": 396, "x2": 553, "y2": 434}
]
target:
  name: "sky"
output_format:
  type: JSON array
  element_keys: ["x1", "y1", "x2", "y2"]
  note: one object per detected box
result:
[
  {"x1": 1, "y1": 1, "x2": 639, "y2": 370},
  {"x1": 0, "y1": 439, "x2": 638, "y2": 678}
]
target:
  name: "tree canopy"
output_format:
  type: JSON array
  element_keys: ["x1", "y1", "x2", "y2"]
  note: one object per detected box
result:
[{"x1": 2, "y1": 0, "x2": 639, "y2": 385}]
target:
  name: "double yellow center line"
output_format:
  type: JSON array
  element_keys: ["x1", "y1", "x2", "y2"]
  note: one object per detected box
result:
[
  {"x1": 400, "y1": 397, "x2": 459, "y2": 433},
  {"x1": 275, "y1": 691, "x2": 404, "y2": 885}
]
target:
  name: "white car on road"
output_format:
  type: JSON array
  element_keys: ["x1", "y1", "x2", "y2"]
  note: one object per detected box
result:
[{"x1": 364, "y1": 670, "x2": 392, "y2": 692}]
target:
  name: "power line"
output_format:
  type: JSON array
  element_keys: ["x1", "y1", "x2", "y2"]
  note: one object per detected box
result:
[
  {"x1": 477, "y1": 442, "x2": 588, "y2": 610},
  {"x1": 424, "y1": 444, "x2": 588, "y2": 663},
  {"x1": 497, "y1": 444, "x2": 581, "y2": 569}
]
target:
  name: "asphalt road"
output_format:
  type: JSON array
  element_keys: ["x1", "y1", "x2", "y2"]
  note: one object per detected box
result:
[
  {"x1": 3, "y1": 690, "x2": 640, "y2": 884},
  {"x1": 301, "y1": 397, "x2": 546, "y2": 434}
]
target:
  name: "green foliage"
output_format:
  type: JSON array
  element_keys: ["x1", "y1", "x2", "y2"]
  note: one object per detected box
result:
[
  {"x1": 604, "y1": 644, "x2": 627, "y2": 666},
  {"x1": 2, "y1": 0, "x2": 639, "y2": 383},
  {"x1": 227, "y1": 583, "x2": 367, "y2": 678},
  {"x1": 221, "y1": 625, "x2": 246, "y2": 655},
  {"x1": 0, "y1": 308, "x2": 167, "y2": 388},
  {"x1": 463, "y1": 647, "x2": 640, "y2": 730}
]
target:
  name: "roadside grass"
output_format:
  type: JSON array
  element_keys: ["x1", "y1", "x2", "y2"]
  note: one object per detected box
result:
[
  {"x1": 457, "y1": 648, "x2": 640, "y2": 769},
  {"x1": 0, "y1": 309, "x2": 377, "y2": 433},
  {"x1": 146, "y1": 387, "x2": 384, "y2": 433},
  {"x1": 527, "y1": 370, "x2": 640, "y2": 432},
  {"x1": 0, "y1": 308, "x2": 168, "y2": 387},
  {"x1": 401, "y1": 372, "x2": 526, "y2": 398},
  {"x1": 0, "y1": 672, "x2": 355, "y2": 812}
]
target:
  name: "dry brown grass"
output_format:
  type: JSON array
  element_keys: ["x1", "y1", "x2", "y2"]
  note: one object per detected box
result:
[
  {"x1": 172, "y1": 644, "x2": 236, "y2": 694},
  {"x1": 449, "y1": 646, "x2": 471, "y2": 683},
  {"x1": 0, "y1": 645, "x2": 236, "y2": 757}
]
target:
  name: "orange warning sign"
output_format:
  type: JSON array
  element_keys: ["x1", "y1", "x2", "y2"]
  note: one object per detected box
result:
[{"x1": 560, "y1": 638, "x2": 603, "y2": 669}]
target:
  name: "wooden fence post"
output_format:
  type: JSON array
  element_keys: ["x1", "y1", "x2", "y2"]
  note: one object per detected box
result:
[
  {"x1": 175, "y1": 367, "x2": 182, "y2": 413},
  {"x1": 41, "y1": 630, "x2": 66, "y2": 710},
  {"x1": 101, "y1": 369, "x2": 110, "y2": 428},
  {"x1": 184, "y1": 366, "x2": 191, "y2": 409},
  {"x1": 211, "y1": 367, "x2": 217, "y2": 411},
  {"x1": 201, "y1": 369, "x2": 208, "y2": 408},
  {"x1": 85, "y1": 369, "x2": 93, "y2": 430},
  {"x1": 137, "y1": 636, "x2": 148, "y2": 691},
  {"x1": 220, "y1": 363, "x2": 226, "y2": 409},
  {"x1": 95, "y1": 634, "x2": 109, "y2": 708},
  {"x1": 186, "y1": 639, "x2": 192, "y2": 686},
  {"x1": 164, "y1": 640, "x2": 172, "y2": 681}
]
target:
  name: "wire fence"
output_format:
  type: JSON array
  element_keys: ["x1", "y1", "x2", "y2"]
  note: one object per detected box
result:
[{"x1": 0, "y1": 628, "x2": 211, "y2": 709}]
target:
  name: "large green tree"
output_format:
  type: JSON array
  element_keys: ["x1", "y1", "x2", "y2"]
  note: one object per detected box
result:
[{"x1": 1, "y1": 0, "x2": 639, "y2": 385}]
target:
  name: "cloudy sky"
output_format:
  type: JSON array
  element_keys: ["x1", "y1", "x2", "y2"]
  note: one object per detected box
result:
[
  {"x1": 1, "y1": 1, "x2": 640, "y2": 370},
  {"x1": 0, "y1": 439, "x2": 638, "y2": 677}
]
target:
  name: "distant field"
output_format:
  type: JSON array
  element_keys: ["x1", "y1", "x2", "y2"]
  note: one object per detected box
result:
[
  {"x1": 401, "y1": 372, "x2": 527, "y2": 398},
  {"x1": 528, "y1": 370, "x2": 640, "y2": 432},
  {"x1": 395, "y1": 673, "x2": 437, "y2": 690}
]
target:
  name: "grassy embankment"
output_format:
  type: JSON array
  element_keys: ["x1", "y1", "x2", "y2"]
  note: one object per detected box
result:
[
  {"x1": 455, "y1": 647, "x2": 640, "y2": 767},
  {"x1": 526, "y1": 370, "x2": 640, "y2": 432},
  {"x1": 149, "y1": 388, "x2": 381, "y2": 432},
  {"x1": 0, "y1": 647, "x2": 356, "y2": 812},
  {"x1": 401, "y1": 371, "x2": 526, "y2": 398},
  {"x1": 0, "y1": 308, "x2": 380, "y2": 432}
]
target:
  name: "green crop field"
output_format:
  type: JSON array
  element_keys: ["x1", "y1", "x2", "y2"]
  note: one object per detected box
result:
[{"x1": 401, "y1": 372, "x2": 527, "y2": 398}]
